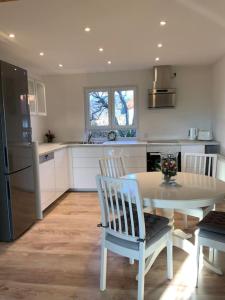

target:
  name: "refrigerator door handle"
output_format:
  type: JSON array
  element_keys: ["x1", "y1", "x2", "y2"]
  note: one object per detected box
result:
[
  {"x1": 6, "y1": 179, "x2": 11, "y2": 200},
  {"x1": 4, "y1": 146, "x2": 8, "y2": 169}
]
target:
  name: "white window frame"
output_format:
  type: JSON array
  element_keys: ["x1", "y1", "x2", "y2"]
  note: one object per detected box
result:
[{"x1": 85, "y1": 86, "x2": 138, "y2": 131}]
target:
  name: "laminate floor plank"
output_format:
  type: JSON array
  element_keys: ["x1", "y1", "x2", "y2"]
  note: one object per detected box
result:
[{"x1": 0, "y1": 192, "x2": 224, "y2": 300}]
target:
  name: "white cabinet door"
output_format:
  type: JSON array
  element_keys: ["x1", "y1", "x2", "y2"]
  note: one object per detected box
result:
[
  {"x1": 39, "y1": 158, "x2": 56, "y2": 211},
  {"x1": 28, "y1": 79, "x2": 36, "y2": 114},
  {"x1": 71, "y1": 146, "x2": 104, "y2": 190},
  {"x1": 36, "y1": 81, "x2": 47, "y2": 116},
  {"x1": 103, "y1": 146, "x2": 146, "y2": 157},
  {"x1": 73, "y1": 168, "x2": 99, "y2": 189},
  {"x1": 55, "y1": 148, "x2": 69, "y2": 198},
  {"x1": 181, "y1": 145, "x2": 205, "y2": 154}
]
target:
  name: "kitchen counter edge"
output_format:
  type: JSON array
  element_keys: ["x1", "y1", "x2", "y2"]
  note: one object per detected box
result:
[{"x1": 38, "y1": 140, "x2": 219, "y2": 156}]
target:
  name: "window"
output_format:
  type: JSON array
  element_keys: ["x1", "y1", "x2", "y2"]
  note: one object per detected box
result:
[{"x1": 85, "y1": 86, "x2": 137, "y2": 137}]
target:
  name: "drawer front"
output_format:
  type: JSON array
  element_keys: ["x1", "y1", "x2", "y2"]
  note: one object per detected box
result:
[
  {"x1": 71, "y1": 147, "x2": 104, "y2": 158},
  {"x1": 124, "y1": 156, "x2": 146, "y2": 168},
  {"x1": 147, "y1": 145, "x2": 181, "y2": 153},
  {"x1": 72, "y1": 157, "x2": 100, "y2": 168},
  {"x1": 126, "y1": 167, "x2": 146, "y2": 174},
  {"x1": 181, "y1": 145, "x2": 205, "y2": 154},
  {"x1": 104, "y1": 146, "x2": 146, "y2": 157},
  {"x1": 73, "y1": 168, "x2": 99, "y2": 189}
]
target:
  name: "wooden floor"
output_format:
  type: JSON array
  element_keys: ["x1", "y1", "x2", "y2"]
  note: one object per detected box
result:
[{"x1": 0, "y1": 192, "x2": 225, "y2": 300}]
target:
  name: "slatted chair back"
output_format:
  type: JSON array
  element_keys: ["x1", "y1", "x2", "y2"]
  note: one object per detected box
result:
[
  {"x1": 183, "y1": 153, "x2": 217, "y2": 178},
  {"x1": 96, "y1": 175, "x2": 145, "y2": 243},
  {"x1": 99, "y1": 156, "x2": 126, "y2": 178}
]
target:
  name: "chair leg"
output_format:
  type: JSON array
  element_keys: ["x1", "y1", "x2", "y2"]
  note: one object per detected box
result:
[
  {"x1": 129, "y1": 258, "x2": 134, "y2": 264},
  {"x1": 183, "y1": 214, "x2": 188, "y2": 229},
  {"x1": 138, "y1": 248, "x2": 145, "y2": 300},
  {"x1": 166, "y1": 235, "x2": 173, "y2": 280},
  {"x1": 196, "y1": 242, "x2": 201, "y2": 288},
  {"x1": 209, "y1": 248, "x2": 214, "y2": 263},
  {"x1": 100, "y1": 244, "x2": 107, "y2": 291}
]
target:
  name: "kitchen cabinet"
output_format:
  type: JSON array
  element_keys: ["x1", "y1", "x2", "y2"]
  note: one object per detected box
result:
[
  {"x1": 36, "y1": 81, "x2": 47, "y2": 116},
  {"x1": 70, "y1": 145, "x2": 147, "y2": 190},
  {"x1": 39, "y1": 148, "x2": 69, "y2": 214},
  {"x1": 39, "y1": 153, "x2": 56, "y2": 211},
  {"x1": 103, "y1": 146, "x2": 147, "y2": 175},
  {"x1": 28, "y1": 79, "x2": 36, "y2": 114},
  {"x1": 71, "y1": 147, "x2": 104, "y2": 190},
  {"x1": 55, "y1": 148, "x2": 69, "y2": 198},
  {"x1": 28, "y1": 78, "x2": 47, "y2": 116}
]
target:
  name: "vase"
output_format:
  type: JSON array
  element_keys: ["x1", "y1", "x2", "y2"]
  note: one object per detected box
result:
[{"x1": 161, "y1": 152, "x2": 178, "y2": 184}]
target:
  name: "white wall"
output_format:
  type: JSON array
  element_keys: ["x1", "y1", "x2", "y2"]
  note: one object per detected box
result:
[
  {"x1": 43, "y1": 66, "x2": 212, "y2": 142},
  {"x1": 30, "y1": 115, "x2": 48, "y2": 143},
  {"x1": 212, "y1": 54, "x2": 225, "y2": 155}
]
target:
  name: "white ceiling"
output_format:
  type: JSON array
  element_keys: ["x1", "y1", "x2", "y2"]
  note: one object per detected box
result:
[{"x1": 0, "y1": 0, "x2": 225, "y2": 75}]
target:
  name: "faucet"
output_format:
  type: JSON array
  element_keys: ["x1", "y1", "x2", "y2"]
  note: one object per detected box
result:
[{"x1": 87, "y1": 131, "x2": 92, "y2": 144}]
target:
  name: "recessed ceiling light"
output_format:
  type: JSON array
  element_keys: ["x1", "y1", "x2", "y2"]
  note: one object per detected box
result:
[
  {"x1": 58, "y1": 64, "x2": 63, "y2": 68},
  {"x1": 9, "y1": 33, "x2": 15, "y2": 38},
  {"x1": 155, "y1": 57, "x2": 160, "y2": 61},
  {"x1": 160, "y1": 20, "x2": 167, "y2": 26},
  {"x1": 99, "y1": 48, "x2": 104, "y2": 52},
  {"x1": 107, "y1": 60, "x2": 112, "y2": 65},
  {"x1": 157, "y1": 43, "x2": 163, "y2": 48},
  {"x1": 39, "y1": 52, "x2": 44, "y2": 56},
  {"x1": 84, "y1": 27, "x2": 91, "y2": 32}
]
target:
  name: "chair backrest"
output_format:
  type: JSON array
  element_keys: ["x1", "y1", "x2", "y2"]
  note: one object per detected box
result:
[
  {"x1": 183, "y1": 153, "x2": 217, "y2": 177},
  {"x1": 99, "y1": 156, "x2": 126, "y2": 178},
  {"x1": 96, "y1": 175, "x2": 145, "y2": 242}
]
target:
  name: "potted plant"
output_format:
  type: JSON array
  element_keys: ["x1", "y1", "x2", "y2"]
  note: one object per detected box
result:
[{"x1": 45, "y1": 130, "x2": 55, "y2": 143}]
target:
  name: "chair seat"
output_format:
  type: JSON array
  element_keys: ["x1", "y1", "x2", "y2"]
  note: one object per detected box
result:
[
  {"x1": 198, "y1": 229, "x2": 225, "y2": 243},
  {"x1": 197, "y1": 211, "x2": 225, "y2": 235},
  {"x1": 106, "y1": 226, "x2": 171, "y2": 250},
  {"x1": 112, "y1": 213, "x2": 169, "y2": 243}
]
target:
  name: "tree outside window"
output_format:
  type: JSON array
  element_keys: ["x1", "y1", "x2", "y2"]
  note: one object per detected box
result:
[{"x1": 86, "y1": 87, "x2": 136, "y2": 136}]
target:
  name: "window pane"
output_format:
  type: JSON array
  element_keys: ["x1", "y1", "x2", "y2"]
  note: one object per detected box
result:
[
  {"x1": 89, "y1": 91, "x2": 109, "y2": 126},
  {"x1": 114, "y1": 90, "x2": 134, "y2": 126}
]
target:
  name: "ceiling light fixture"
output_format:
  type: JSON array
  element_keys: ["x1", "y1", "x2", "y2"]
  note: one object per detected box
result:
[
  {"x1": 107, "y1": 60, "x2": 112, "y2": 65},
  {"x1": 84, "y1": 27, "x2": 91, "y2": 32},
  {"x1": 39, "y1": 52, "x2": 44, "y2": 56},
  {"x1": 9, "y1": 33, "x2": 15, "y2": 38},
  {"x1": 155, "y1": 57, "x2": 160, "y2": 62},
  {"x1": 99, "y1": 48, "x2": 104, "y2": 52},
  {"x1": 58, "y1": 64, "x2": 63, "y2": 68},
  {"x1": 157, "y1": 43, "x2": 163, "y2": 48},
  {"x1": 160, "y1": 20, "x2": 167, "y2": 26}
]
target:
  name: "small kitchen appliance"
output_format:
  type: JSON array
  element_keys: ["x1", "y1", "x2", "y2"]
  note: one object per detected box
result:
[
  {"x1": 188, "y1": 128, "x2": 198, "y2": 140},
  {"x1": 198, "y1": 130, "x2": 213, "y2": 141}
]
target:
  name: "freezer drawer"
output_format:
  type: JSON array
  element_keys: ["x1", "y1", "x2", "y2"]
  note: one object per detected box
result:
[{"x1": 8, "y1": 166, "x2": 36, "y2": 240}]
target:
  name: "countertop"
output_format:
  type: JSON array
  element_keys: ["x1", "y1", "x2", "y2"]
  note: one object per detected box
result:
[{"x1": 38, "y1": 139, "x2": 219, "y2": 156}]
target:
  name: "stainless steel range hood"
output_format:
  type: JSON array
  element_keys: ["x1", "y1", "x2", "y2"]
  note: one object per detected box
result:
[{"x1": 148, "y1": 65, "x2": 176, "y2": 109}]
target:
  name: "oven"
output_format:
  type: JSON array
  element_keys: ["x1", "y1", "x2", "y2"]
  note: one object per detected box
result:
[{"x1": 147, "y1": 145, "x2": 181, "y2": 172}]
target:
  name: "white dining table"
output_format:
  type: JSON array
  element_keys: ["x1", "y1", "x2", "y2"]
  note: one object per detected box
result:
[{"x1": 124, "y1": 172, "x2": 225, "y2": 276}]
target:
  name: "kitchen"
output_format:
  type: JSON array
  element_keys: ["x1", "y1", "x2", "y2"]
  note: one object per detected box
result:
[{"x1": 1, "y1": 1, "x2": 225, "y2": 300}]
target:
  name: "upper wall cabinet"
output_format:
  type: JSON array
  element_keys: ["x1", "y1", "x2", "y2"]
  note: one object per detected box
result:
[
  {"x1": 28, "y1": 79, "x2": 36, "y2": 115},
  {"x1": 28, "y1": 78, "x2": 47, "y2": 116}
]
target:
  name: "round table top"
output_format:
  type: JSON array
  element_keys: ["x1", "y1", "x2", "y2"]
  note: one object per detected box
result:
[{"x1": 124, "y1": 172, "x2": 225, "y2": 209}]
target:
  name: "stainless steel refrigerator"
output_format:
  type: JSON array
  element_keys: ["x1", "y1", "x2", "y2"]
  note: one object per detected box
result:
[{"x1": 0, "y1": 61, "x2": 36, "y2": 241}]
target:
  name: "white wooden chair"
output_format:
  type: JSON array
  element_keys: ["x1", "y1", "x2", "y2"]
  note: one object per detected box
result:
[
  {"x1": 99, "y1": 156, "x2": 126, "y2": 178},
  {"x1": 96, "y1": 175, "x2": 173, "y2": 300},
  {"x1": 195, "y1": 211, "x2": 225, "y2": 287},
  {"x1": 177, "y1": 153, "x2": 218, "y2": 227}
]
